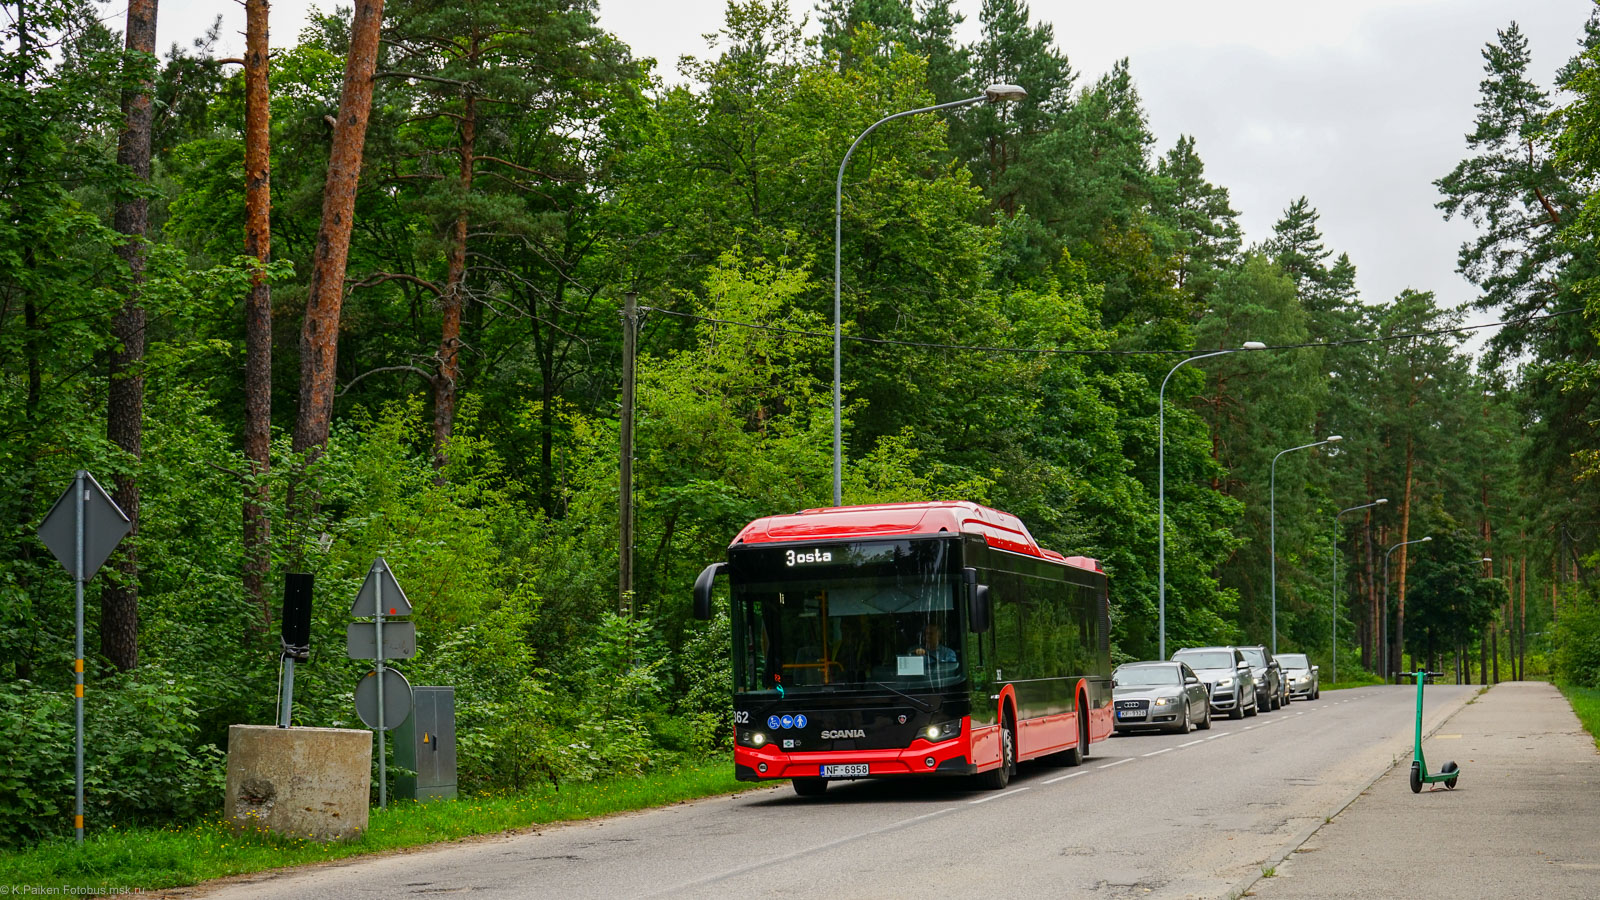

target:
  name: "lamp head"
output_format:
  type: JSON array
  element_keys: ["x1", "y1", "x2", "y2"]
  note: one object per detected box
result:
[
  {"x1": 1481, "y1": 557, "x2": 1493, "y2": 562},
  {"x1": 1325, "y1": 434, "x2": 1344, "y2": 444},
  {"x1": 1241, "y1": 341, "x2": 1267, "y2": 350},
  {"x1": 1421, "y1": 536, "x2": 1432, "y2": 542},
  {"x1": 984, "y1": 83, "x2": 1028, "y2": 103},
  {"x1": 1374, "y1": 498, "x2": 1389, "y2": 505}
]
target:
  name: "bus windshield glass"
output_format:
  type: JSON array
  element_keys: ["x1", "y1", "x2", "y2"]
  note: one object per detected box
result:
[{"x1": 730, "y1": 539, "x2": 960, "y2": 694}]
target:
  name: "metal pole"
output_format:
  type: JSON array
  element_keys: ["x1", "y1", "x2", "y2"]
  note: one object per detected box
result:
[
  {"x1": 375, "y1": 569, "x2": 386, "y2": 809},
  {"x1": 1331, "y1": 499, "x2": 1386, "y2": 686},
  {"x1": 619, "y1": 292, "x2": 636, "y2": 614},
  {"x1": 1157, "y1": 350, "x2": 1231, "y2": 659},
  {"x1": 834, "y1": 94, "x2": 992, "y2": 506},
  {"x1": 1269, "y1": 438, "x2": 1338, "y2": 654},
  {"x1": 278, "y1": 656, "x2": 295, "y2": 728},
  {"x1": 74, "y1": 470, "x2": 85, "y2": 845},
  {"x1": 1382, "y1": 536, "x2": 1430, "y2": 683}
]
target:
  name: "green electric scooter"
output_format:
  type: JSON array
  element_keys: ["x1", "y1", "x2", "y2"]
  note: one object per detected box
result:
[{"x1": 1407, "y1": 670, "x2": 1460, "y2": 793}]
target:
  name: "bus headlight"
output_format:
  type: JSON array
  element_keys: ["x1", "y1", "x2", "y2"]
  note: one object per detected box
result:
[
  {"x1": 924, "y1": 720, "x2": 961, "y2": 741},
  {"x1": 738, "y1": 730, "x2": 768, "y2": 747}
]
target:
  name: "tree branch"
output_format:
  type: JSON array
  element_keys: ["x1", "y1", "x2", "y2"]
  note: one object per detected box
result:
[
  {"x1": 338, "y1": 365, "x2": 435, "y2": 397},
  {"x1": 349, "y1": 270, "x2": 443, "y2": 296}
]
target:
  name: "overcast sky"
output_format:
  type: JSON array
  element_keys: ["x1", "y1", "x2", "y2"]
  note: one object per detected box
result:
[{"x1": 156, "y1": 0, "x2": 1597, "y2": 336}]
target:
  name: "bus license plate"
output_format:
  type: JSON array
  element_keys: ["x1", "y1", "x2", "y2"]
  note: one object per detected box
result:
[
  {"x1": 1117, "y1": 710, "x2": 1146, "y2": 719},
  {"x1": 820, "y1": 764, "x2": 869, "y2": 778}
]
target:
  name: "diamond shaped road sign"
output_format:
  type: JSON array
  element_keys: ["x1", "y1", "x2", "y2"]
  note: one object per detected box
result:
[
  {"x1": 350, "y1": 557, "x2": 412, "y2": 618},
  {"x1": 37, "y1": 471, "x2": 131, "y2": 582}
]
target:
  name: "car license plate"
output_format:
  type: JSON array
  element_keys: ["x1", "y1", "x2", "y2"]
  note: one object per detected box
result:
[
  {"x1": 820, "y1": 764, "x2": 869, "y2": 778},
  {"x1": 1117, "y1": 710, "x2": 1146, "y2": 719}
]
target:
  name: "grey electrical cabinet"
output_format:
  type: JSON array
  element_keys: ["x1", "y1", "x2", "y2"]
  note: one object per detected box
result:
[{"x1": 396, "y1": 686, "x2": 457, "y2": 801}]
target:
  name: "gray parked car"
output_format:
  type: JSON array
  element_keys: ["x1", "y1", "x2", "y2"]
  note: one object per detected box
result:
[
  {"x1": 1275, "y1": 653, "x2": 1320, "y2": 700},
  {"x1": 1239, "y1": 645, "x2": 1288, "y2": 710},
  {"x1": 1112, "y1": 661, "x2": 1212, "y2": 734},
  {"x1": 1171, "y1": 646, "x2": 1258, "y2": 719}
]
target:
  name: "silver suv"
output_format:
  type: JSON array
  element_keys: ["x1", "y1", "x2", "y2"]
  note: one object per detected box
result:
[{"x1": 1171, "y1": 646, "x2": 1259, "y2": 719}]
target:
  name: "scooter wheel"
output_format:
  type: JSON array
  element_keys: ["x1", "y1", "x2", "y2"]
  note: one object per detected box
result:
[
  {"x1": 1409, "y1": 761, "x2": 1422, "y2": 794},
  {"x1": 1441, "y1": 761, "x2": 1459, "y2": 790}
]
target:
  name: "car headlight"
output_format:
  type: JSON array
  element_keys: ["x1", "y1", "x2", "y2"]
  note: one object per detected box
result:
[
  {"x1": 1217, "y1": 676, "x2": 1233, "y2": 688},
  {"x1": 924, "y1": 720, "x2": 962, "y2": 741},
  {"x1": 1153, "y1": 696, "x2": 1176, "y2": 706}
]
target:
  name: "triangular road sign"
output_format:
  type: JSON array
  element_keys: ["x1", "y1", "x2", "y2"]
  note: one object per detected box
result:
[
  {"x1": 351, "y1": 557, "x2": 412, "y2": 617},
  {"x1": 37, "y1": 471, "x2": 131, "y2": 582}
]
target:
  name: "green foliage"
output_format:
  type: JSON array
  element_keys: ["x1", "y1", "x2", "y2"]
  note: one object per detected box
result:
[
  {"x1": 0, "y1": 669, "x2": 225, "y2": 847},
  {"x1": 1553, "y1": 591, "x2": 1600, "y2": 688}
]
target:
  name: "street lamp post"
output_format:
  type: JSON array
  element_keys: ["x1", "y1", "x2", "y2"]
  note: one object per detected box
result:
[
  {"x1": 1381, "y1": 535, "x2": 1432, "y2": 681},
  {"x1": 1270, "y1": 435, "x2": 1342, "y2": 654},
  {"x1": 833, "y1": 83, "x2": 1027, "y2": 505},
  {"x1": 1157, "y1": 342, "x2": 1266, "y2": 659},
  {"x1": 1331, "y1": 498, "x2": 1387, "y2": 684}
]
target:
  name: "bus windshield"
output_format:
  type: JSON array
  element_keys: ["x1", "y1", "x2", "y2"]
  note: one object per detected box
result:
[{"x1": 730, "y1": 539, "x2": 961, "y2": 694}]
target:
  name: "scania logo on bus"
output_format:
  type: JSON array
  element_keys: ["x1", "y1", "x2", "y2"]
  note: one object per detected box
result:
[
  {"x1": 785, "y1": 549, "x2": 833, "y2": 566},
  {"x1": 821, "y1": 729, "x2": 866, "y2": 739}
]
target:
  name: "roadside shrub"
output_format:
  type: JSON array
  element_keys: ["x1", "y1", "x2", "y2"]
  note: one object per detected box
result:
[
  {"x1": 1553, "y1": 591, "x2": 1600, "y2": 688},
  {"x1": 0, "y1": 667, "x2": 225, "y2": 847}
]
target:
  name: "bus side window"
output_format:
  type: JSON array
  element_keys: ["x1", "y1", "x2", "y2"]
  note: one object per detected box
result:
[{"x1": 992, "y1": 571, "x2": 1026, "y2": 679}]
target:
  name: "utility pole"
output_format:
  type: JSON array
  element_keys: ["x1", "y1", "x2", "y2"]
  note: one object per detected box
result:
[{"x1": 619, "y1": 292, "x2": 637, "y2": 616}]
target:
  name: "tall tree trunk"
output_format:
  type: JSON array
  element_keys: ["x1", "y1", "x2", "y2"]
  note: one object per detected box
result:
[
  {"x1": 433, "y1": 88, "x2": 476, "y2": 471},
  {"x1": 103, "y1": 0, "x2": 159, "y2": 672},
  {"x1": 1394, "y1": 436, "x2": 1415, "y2": 677},
  {"x1": 242, "y1": 0, "x2": 273, "y2": 632},
  {"x1": 292, "y1": 0, "x2": 387, "y2": 463}
]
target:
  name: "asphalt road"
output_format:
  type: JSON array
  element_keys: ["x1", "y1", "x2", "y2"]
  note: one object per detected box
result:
[{"x1": 187, "y1": 684, "x2": 1474, "y2": 900}]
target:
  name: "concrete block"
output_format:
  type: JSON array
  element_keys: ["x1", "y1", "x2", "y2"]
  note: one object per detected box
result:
[{"x1": 225, "y1": 724, "x2": 372, "y2": 841}]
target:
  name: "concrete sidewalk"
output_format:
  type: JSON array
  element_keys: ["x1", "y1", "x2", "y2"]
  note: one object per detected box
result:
[{"x1": 1246, "y1": 681, "x2": 1600, "y2": 900}]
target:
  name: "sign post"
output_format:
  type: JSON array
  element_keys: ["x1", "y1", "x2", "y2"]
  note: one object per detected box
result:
[
  {"x1": 350, "y1": 558, "x2": 413, "y2": 808},
  {"x1": 37, "y1": 471, "x2": 131, "y2": 844}
]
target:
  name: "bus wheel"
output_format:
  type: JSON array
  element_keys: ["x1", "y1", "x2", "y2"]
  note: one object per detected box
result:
[
  {"x1": 977, "y1": 719, "x2": 1015, "y2": 790},
  {"x1": 792, "y1": 777, "x2": 828, "y2": 797}
]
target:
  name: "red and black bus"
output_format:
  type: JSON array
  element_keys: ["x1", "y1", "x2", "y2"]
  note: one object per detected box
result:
[{"x1": 692, "y1": 501, "x2": 1112, "y2": 795}]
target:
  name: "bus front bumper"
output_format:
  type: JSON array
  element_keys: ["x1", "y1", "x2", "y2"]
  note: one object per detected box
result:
[{"x1": 734, "y1": 738, "x2": 974, "y2": 781}]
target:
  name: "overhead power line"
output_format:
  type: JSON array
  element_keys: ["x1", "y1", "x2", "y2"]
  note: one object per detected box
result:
[{"x1": 637, "y1": 305, "x2": 1586, "y2": 356}]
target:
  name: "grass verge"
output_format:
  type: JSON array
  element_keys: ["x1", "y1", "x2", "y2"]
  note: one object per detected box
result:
[
  {"x1": 0, "y1": 758, "x2": 762, "y2": 893},
  {"x1": 1557, "y1": 683, "x2": 1600, "y2": 750}
]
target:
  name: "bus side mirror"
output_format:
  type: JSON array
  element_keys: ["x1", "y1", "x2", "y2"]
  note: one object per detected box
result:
[
  {"x1": 692, "y1": 562, "x2": 726, "y2": 620},
  {"x1": 964, "y1": 567, "x2": 991, "y2": 633}
]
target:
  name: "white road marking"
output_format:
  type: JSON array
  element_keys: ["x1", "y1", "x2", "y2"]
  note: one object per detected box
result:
[
  {"x1": 1243, "y1": 725, "x2": 1254, "y2": 730},
  {"x1": 644, "y1": 806, "x2": 960, "y2": 896},
  {"x1": 970, "y1": 787, "x2": 1030, "y2": 805},
  {"x1": 1098, "y1": 758, "x2": 1134, "y2": 769},
  {"x1": 1142, "y1": 747, "x2": 1174, "y2": 757},
  {"x1": 1206, "y1": 731, "x2": 1230, "y2": 740},
  {"x1": 1179, "y1": 739, "x2": 1205, "y2": 747},
  {"x1": 1042, "y1": 771, "x2": 1086, "y2": 785}
]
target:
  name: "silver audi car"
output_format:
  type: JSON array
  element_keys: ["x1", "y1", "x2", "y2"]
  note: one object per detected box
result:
[
  {"x1": 1275, "y1": 652, "x2": 1320, "y2": 700},
  {"x1": 1112, "y1": 661, "x2": 1212, "y2": 734},
  {"x1": 1171, "y1": 646, "x2": 1259, "y2": 719}
]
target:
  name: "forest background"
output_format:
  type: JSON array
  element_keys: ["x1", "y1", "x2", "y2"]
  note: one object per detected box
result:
[{"x1": 2, "y1": 0, "x2": 1597, "y2": 846}]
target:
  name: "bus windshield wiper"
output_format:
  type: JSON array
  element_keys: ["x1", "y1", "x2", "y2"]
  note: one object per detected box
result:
[{"x1": 869, "y1": 682, "x2": 933, "y2": 712}]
